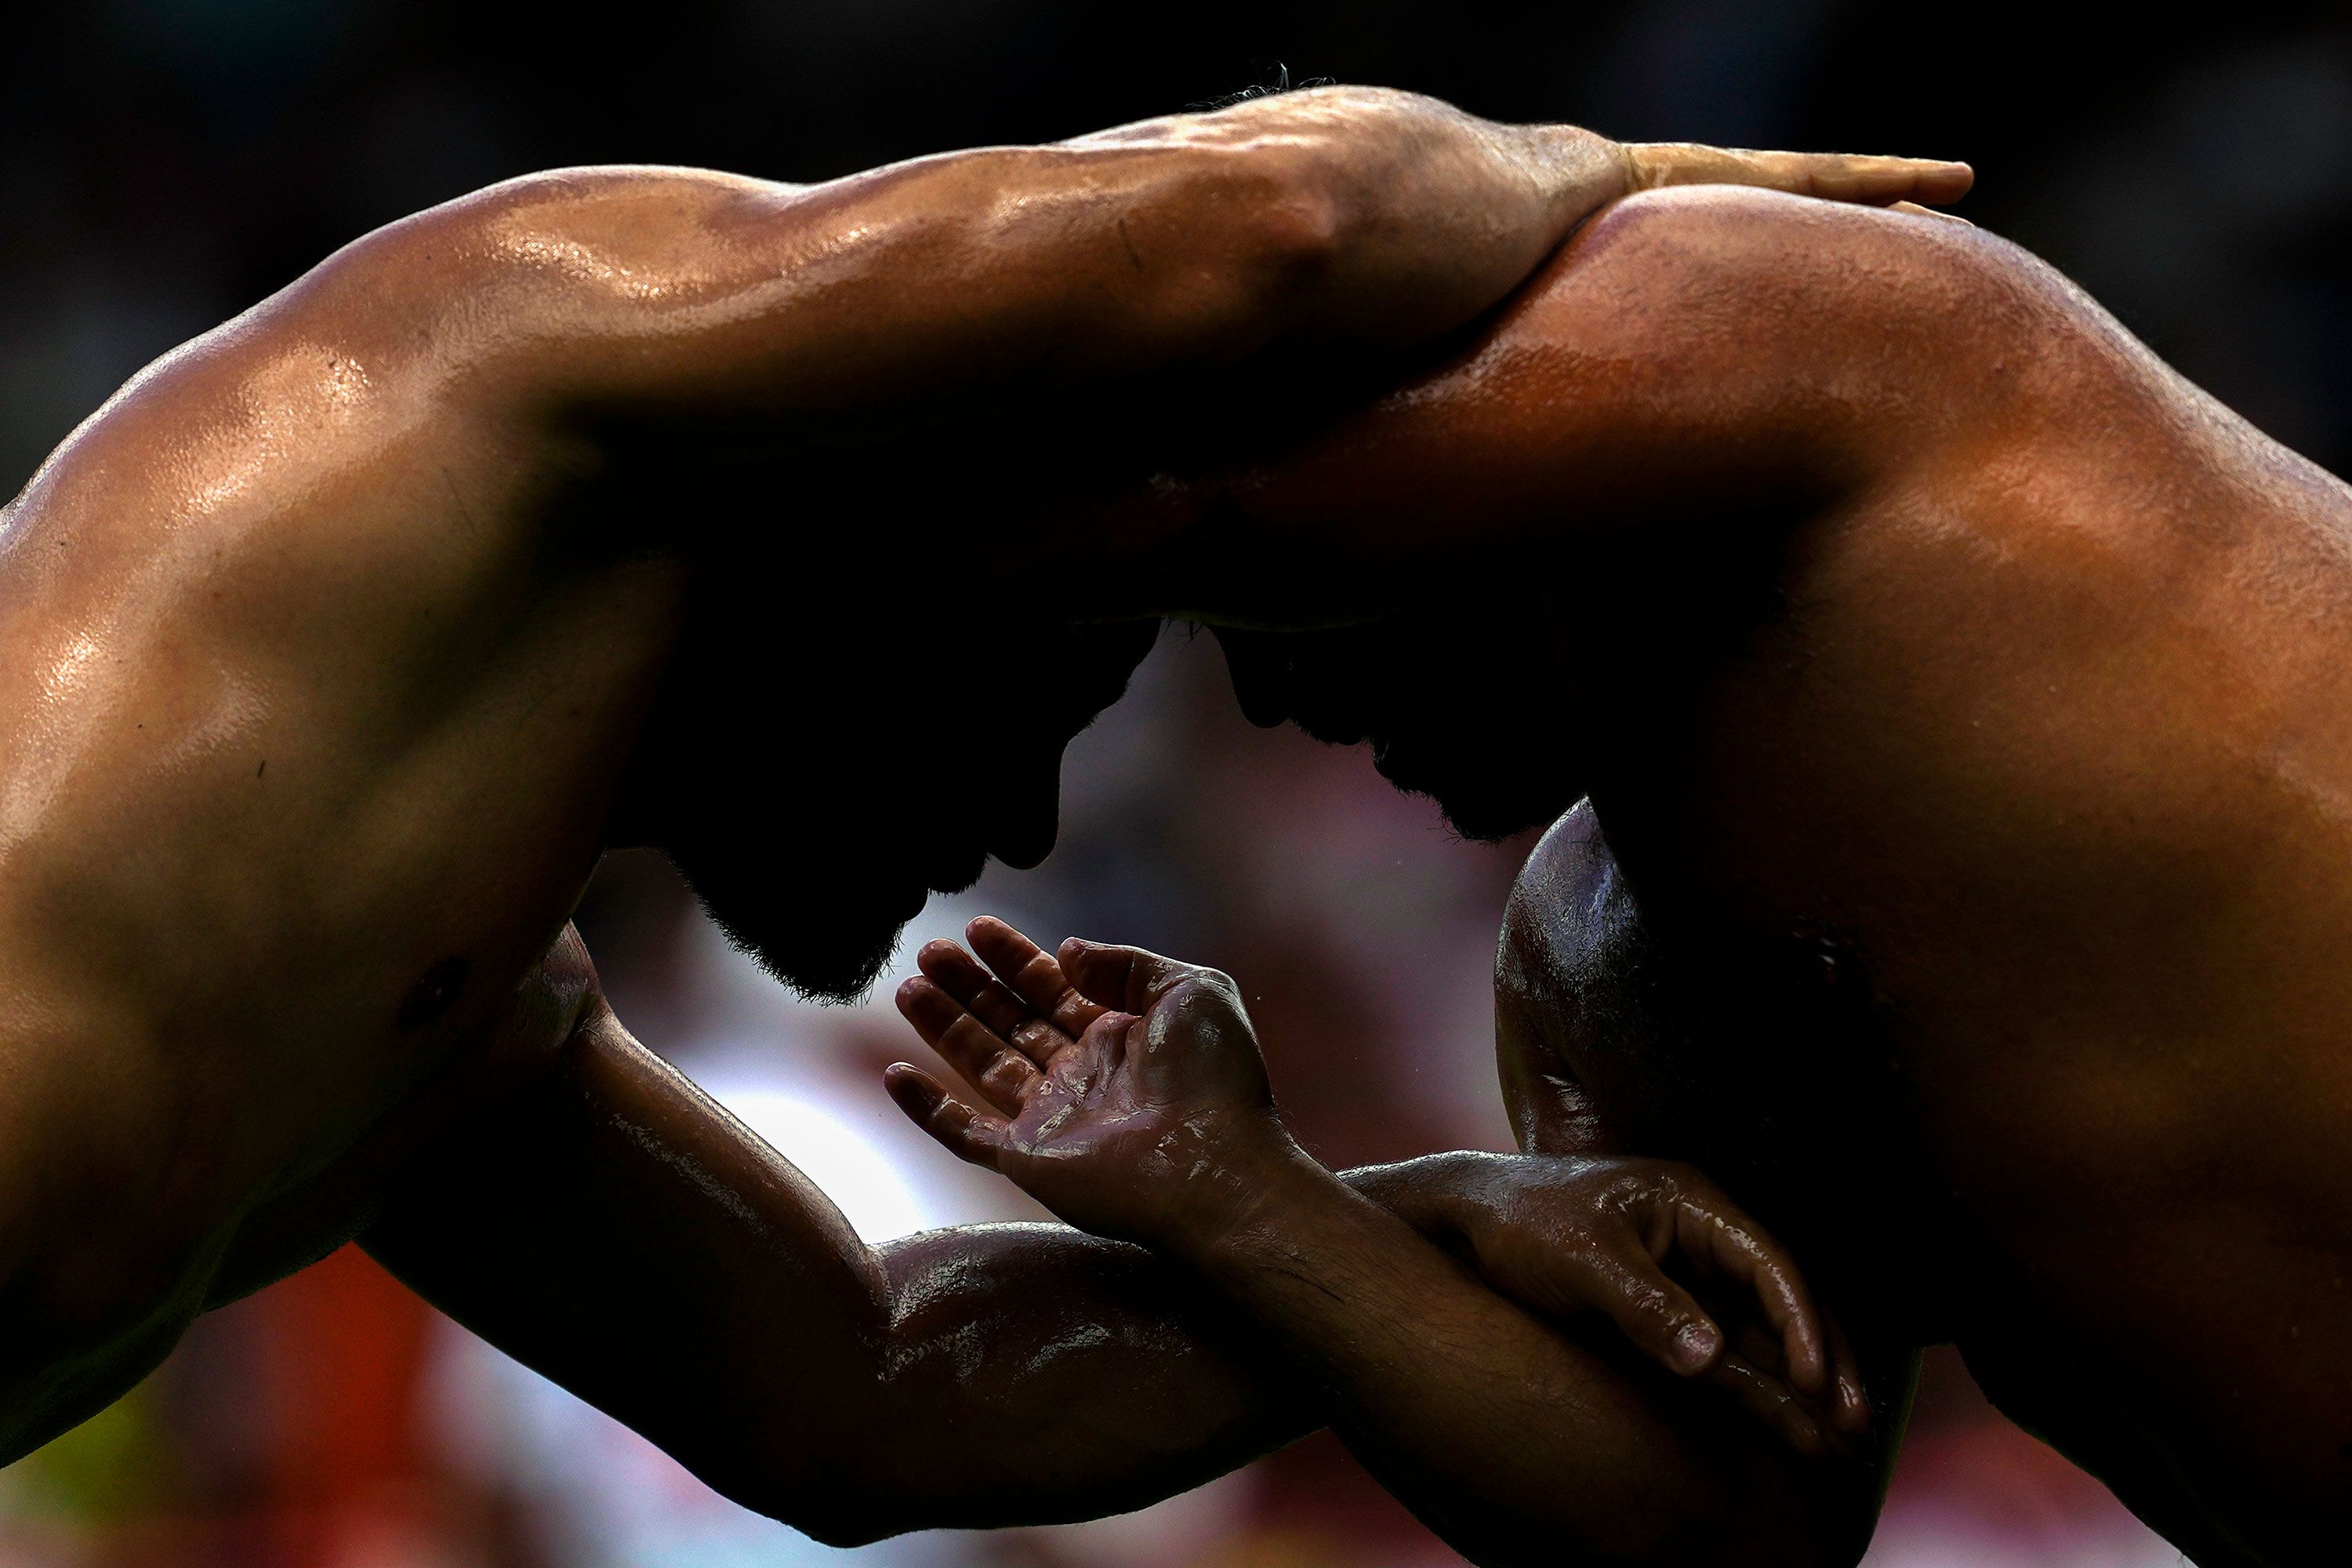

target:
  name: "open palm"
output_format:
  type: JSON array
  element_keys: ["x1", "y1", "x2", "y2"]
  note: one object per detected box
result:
[{"x1": 888, "y1": 917, "x2": 1290, "y2": 1246}]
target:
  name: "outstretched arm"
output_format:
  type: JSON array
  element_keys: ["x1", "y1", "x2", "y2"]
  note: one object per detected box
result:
[
  {"x1": 403, "y1": 89, "x2": 1969, "y2": 419},
  {"x1": 887, "y1": 920, "x2": 1887, "y2": 1568},
  {"x1": 356, "y1": 936, "x2": 1855, "y2": 1549},
  {"x1": 25, "y1": 85, "x2": 1962, "y2": 539},
  {"x1": 359, "y1": 996, "x2": 1311, "y2": 1547}
]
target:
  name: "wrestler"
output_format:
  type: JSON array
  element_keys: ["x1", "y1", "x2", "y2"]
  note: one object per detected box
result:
[
  {"x1": 1151, "y1": 182, "x2": 2352, "y2": 1566},
  {"x1": 852, "y1": 128, "x2": 2352, "y2": 1566},
  {"x1": 0, "y1": 79, "x2": 1960, "y2": 1536}
]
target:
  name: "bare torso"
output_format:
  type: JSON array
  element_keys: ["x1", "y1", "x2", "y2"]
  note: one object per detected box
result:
[
  {"x1": 1207, "y1": 188, "x2": 2352, "y2": 1559},
  {"x1": 0, "y1": 96, "x2": 2323, "y2": 1560},
  {"x1": 1572, "y1": 371, "x2": 2352, "y2": 1555}
]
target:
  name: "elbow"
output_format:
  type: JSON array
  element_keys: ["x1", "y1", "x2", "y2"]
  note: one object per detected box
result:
[
  {"x1": 1246, "y1": 148, "x2": 1350, "y2": 266},
  {"x1": 681, "y1": 1418, "x2": 914, "y2": 1550}
]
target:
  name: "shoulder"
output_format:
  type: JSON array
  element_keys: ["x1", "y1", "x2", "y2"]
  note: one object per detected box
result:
[
  {"x1": 1526, "y1": 187, "x2": 2114, "y2": 419},
  {"x1": 1569, "y1": 185, "x2": 2067, "y2": 316},
  {"x1": 1500, "y1": 802, "x2": 1632, "y2": 1006}
]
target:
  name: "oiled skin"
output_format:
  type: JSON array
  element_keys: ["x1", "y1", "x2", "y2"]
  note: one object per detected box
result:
[
  {"x1": 1205, "y1": 187, "x2": 2352, "y2": 1564},
  {"x1": 0, "y1": 91, "x2": 1978, "y2": 1552},
  {"x1": 13, "y1": 79, "x2": 2321, "y2": 1563},
  {"x1": 0, "y1": 91, "x2": 1612, "y2": 1455}
]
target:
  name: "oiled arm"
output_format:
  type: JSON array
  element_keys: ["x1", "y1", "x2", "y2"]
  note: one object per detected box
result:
[
  {"x1": 401, "y1": 89, "x2": 1966, "y2": 421},
  {"x1": 360, "y1": 1000, "x2": 1316, "y2": 1546}
]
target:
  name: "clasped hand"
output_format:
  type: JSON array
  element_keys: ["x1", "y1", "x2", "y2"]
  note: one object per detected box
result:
[{"x1": 890, "y1": 916, "x2": 1865, "y2": 1452}]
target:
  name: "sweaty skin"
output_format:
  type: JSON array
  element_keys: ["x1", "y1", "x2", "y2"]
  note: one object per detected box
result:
[
  {"x1": 887, "y1": 917, "x2": 1889, "y2": 1568},
  {"x1": 0, "y1": 82, "x2": 1969, "y2": 1544},
  {"x1": 1172, "y1": 187, "x2": 2352, "y2": 1566},
  {"x1": 10, "y1": 76, "x2": 2331, "y2": 1566}
]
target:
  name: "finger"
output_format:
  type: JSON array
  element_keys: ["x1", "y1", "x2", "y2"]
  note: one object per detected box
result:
[
  {"x1": 1751, "y1": 150, "x2": 1976, "y2": 206},
  {"x1": 1700, "y1": 1353, "x2": 1831, "y2": 1460},
  {"x1": 882, "y1": 1064, "x2": 1011, "y2": 1168},
  {"x1": 1054, "y1": 936, "x2": 1199, "y2": 1016},
  {"x1": 892, "y1": 976, "x2": 1040, "y2": 1115},
  {"x1": 1581, "y1": 1243, "x2": 1726, "y2": 1378},
  {"x1": 1887, "y1": 199, "x2": 1976, "y2": 227},
  {"x1": 1628, "y1": 144, "x2": 1973, "y2": 205},
  {"x1": 967, "y1": 917, "x2": 1109, "y2": 1037},
  {"x1": 916, "y1": 940, "x2": 1071, "y2": 1065},
  {"x1": 1825, "y1": 1316, "x2": 1871, "y2": 1434},
  {"x1": 1730, "y1": 1320, "x2": 1788, "y2": 1380},
  {"x1": 1671, "y1": 1194, "x2": 1828, "y2": 1400}
]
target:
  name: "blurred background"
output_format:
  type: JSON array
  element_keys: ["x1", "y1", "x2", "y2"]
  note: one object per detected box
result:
[{"x1": 5, "y1": 2, "x2": 2343, "y2": 1563}]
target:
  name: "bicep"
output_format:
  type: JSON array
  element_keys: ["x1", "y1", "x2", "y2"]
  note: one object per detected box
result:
[{"x1": 1495, "y1": 1002, "x2": 1610, "y2": 1156}]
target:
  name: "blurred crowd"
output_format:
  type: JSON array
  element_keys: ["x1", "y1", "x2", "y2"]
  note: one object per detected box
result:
[{"x1": 7, "y1": 2, "x2": 2343, "y2": 1565}]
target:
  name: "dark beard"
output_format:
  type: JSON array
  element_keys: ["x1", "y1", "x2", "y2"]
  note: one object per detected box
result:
[
  {"x1": 675, "y1": 835, "x2": 989, "y2": 1004},
  {"x1": 730, "y1": 902, "x2": 906, "y2": 1003}
]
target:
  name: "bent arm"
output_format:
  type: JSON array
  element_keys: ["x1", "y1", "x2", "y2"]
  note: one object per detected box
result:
[
  {"x1": 1170, "y1": 1151, "x2": 1874, "y2": 1568},
  {"x1": 358, "y1": 993, "x2": 1869, "y2": 1557},
  {"x1": 359, "y1": 1004, "x2": 1314, "y2": 1546},
  {"x1": 394, "y1": 89, "x2": 1965, "y2": 421},
  {"x1": 885, "y1": 926, "x2": 1889, "y2": 1567}
]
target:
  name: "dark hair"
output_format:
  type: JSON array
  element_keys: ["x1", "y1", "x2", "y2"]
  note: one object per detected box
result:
[{"x1": 1187, "y1": 64, "x2": 1338, "y2": 114}]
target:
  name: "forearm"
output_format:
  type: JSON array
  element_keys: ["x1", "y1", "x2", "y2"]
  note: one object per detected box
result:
[
  {"x1": 833, "y1": 1225, "x2": 1312, "y2": 1537},
  {"x1": 332, "y1": 89, "x2": 1630, "y2": 430},
  {"x1": 1175, "y1": 1151, "x2": 1864, "y2": 1568},
  {"x1": 363, "y1": 1017, "x2": 1322, "y2": 1544},
  {"x1": 841, "y1": 1160, "x2": 1475, "y2": 1529}
]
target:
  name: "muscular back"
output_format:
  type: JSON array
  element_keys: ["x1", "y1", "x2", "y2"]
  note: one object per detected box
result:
[{"x1": 1201, "y1": 187, "x2": 2352, "y2": 1560}]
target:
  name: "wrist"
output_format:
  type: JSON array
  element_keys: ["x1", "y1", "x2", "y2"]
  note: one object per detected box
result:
[
  {"x1": 1153, "y1": 1134, "x2": 1335, "y2": 1268},
  {"x1": 1343, "y1": 1149, "x2": 1505, "y2": 1236}
]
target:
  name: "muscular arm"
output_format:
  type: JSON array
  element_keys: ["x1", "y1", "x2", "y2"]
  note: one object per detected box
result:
[
  {"x1": 1174, "y1": 1156, "x2": 1875, "y2": 1568},
  {"x1": 0, "y1": 86, "x2": 1962, "y2": 1403},
  {"x1": 358, "y1": 999, "x2": 1311, "y2": 1545},
  {"x1": 1470, "y1": 852, "x2": 1922, "y2": 1562},
  {"x1": 348, "y1": 931, "x2": 1853, "y2": 1561},
  {"x1": 880, "y1": 924, "x2": 1893, "y2": 1567},
  {"x1": 412, "y1": 90, "x2": 1963, "y2": 419}
]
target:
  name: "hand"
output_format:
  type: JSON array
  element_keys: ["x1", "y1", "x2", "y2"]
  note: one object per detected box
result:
[
  {"x1": 1363, "y1": 1152, "x2": 1871, "y2": 1454},
  {"x1": 888, "y1": 917, "x2": 1297, "y2": 1248},
  {"x1": 1616, "y1": 140, "x2": 1973, "y2": 206}
]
